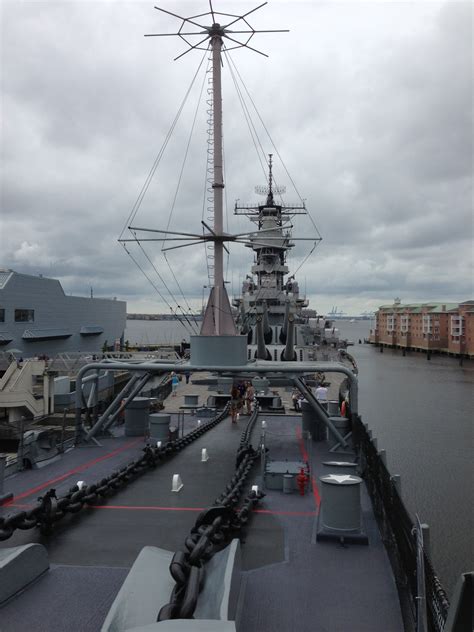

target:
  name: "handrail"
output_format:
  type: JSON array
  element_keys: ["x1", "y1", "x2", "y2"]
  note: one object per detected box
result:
[{"x1": 414, "y1": 514, "x2": 428, "y2": 632}]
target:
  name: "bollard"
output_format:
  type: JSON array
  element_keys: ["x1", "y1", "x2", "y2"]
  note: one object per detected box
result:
[
  {"x1": 125, "y1": 398, "x2": 150, "y2": 437},
  {"x1": 171, "y1": 474, "x2": 183, "y2": 492},
  {"x1": 317, "y1": 473, "x2": 368, "y2": 544},
  {"x1": 283, "y1": 474, "x2": 294, "y2": 494},
  {"x1": 149, "y1": 413, "x2": 171, "y2": 442},
  {"x1": 201, "y1": 448, "x2": 209, "y2": 462}
]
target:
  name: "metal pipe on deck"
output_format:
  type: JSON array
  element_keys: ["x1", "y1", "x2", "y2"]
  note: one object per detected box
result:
[
  {"x1": 293, "y1": 376, "x2": 349, "y2": 448},
  {"x1": 75, "y1": 360, "x2": 359, "y2": 430},
  {"x1": 99, "y1": 372, "x2": 153, "y2": 436},
  {"x1": 75, "y1": 372, "x2": 140, "y2": 443},
  {"x1": 84, "y1": 373, "x2": 152, "y2": 441}
]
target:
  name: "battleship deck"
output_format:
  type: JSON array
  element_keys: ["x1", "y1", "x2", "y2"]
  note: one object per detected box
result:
[{"x1": 0, "y1": 383, "x2": 403, "y2": 632}]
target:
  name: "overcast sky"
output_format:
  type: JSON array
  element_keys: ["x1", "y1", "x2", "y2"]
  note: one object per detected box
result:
[{"x1": 1, "y1": 0, "x2": 472, "y2": 316}]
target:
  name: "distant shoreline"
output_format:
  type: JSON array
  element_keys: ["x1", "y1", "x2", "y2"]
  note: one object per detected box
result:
[{"x1": 127, "y1": 314, "x2": 202, "y2": 321}]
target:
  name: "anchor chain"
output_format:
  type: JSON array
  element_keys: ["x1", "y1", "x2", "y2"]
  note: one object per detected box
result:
[
  {"x1": 158, "y1": 405, "x2": 264, "y2": 621},
  {"x1": 0, "y1": 405, "x2": 230, "y2": 541}
]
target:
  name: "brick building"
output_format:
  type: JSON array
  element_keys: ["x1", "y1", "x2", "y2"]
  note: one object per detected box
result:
[{"x1": 369, "y1": 299, "x2": 474, "y2": 357}]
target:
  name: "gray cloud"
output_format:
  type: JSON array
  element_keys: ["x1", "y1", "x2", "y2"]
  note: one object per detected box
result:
[{"x1": 1, "y1": 1, "x2": 472, "y2": 317}]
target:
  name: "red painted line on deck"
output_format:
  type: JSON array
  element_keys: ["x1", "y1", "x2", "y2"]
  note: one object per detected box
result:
[
  {"x1": 253, "y1": 509, "x2": 316, "y2": 516},
  {"x1": 59, "y1": 504, "x2": 317, "y2": 516},
  {"x1": 94, "y1": 504, "x2": 205, "y2": 512},
  {"x1": 295, "y1": 425, "x2": 309, "y2": 462},
  {"x1": 5, "y1": 438, "x2": 143, "y2": 504},
  {"x1": 296, "y1": 426, "x2": 321, "y2": 510},
  {"x1": 311, "y1": 476, "x2": 321, "y2": 508}
]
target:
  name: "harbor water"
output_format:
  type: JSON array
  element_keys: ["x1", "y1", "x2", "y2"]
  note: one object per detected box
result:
[{"x1": 125, "y1": 318, "x2": 473, "y2": 597}]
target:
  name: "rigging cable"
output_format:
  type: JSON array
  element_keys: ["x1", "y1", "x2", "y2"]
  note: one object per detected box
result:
[
  {"x1": 119, "y1": 51, "x2": 208, "y2": 330},
  {"x1": 133, "y1": 234, "x2": 199, "y2": 334},
  {"x1": 226, "y1": 50, "x2": 322, "y2": 289},
  {"x1": 120, "y1": 243, "x2": 193, "y2": 335},
  {"x1": 226, "y1": 53, "x2": 322, "y2": 240},
  {"x1": 119, "y1": 49, "x2": 209, "y2": 241},
  {"x1": 224, "y1": 48, "x2": 268, "y2": 183},
  {"x1": 158, "y1": 47, "x2": 211, "y2": 329}
]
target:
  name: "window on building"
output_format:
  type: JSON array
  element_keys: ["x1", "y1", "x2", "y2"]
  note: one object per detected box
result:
[
  {"x1": 422, "y1": 315, "x2": 432, "y2": 334},
  {"x1": 0, "y1": 308, "x2": 4, "y2": 322},
  {"x1": 450, "y1": 315, "x2": 463, "y2": 336},
  {"x1": 15, "y1": 309, "x2": 34, "y2": 322}
]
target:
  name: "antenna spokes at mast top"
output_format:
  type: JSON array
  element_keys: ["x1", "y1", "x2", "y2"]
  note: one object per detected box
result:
[{"x1": 145, "y1": 1, "x2": 289, "y2": 60}]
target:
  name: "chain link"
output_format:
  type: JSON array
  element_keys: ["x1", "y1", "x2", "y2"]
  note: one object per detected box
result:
[
  {"x1": 158, "y1": 405, "x2": 264, "y2": 622},
  {"x1": 0, "y1": 405, "x2": 230, "y2": 541}
]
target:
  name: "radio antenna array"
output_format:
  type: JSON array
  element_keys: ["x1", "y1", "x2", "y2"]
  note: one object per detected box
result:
[
  {"x1": 137, "y1": 3, "x2": 288, "y2": 336},
  {"x1": 145, "y1": 1, "x2": 288, "y2": 60}
]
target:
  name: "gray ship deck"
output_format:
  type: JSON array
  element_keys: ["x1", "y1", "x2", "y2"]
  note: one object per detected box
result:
[{"x1": 0, "y1": 387, "x2": 403, "y2": 632}]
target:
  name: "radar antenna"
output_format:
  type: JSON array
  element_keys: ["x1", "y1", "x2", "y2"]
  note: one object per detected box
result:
[{"x1": 255, "y1": 154, "x2": 286, "y2": 205}]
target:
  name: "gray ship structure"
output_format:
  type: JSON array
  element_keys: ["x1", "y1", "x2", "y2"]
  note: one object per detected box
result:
[
  {"x1": 0, "y1": 4, "x2": 470, "y2": 632},
  {"x1": 233, "y1": 156, "x2": 353, "y2": 368}
]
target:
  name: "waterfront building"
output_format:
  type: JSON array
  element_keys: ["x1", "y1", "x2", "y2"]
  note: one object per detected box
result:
[
  {"x1": 369, "y1": 299, "x2": 474, "y2": 357},
  {"x1": 0, "y1": 269, "x2": 126, "y2": 357}
]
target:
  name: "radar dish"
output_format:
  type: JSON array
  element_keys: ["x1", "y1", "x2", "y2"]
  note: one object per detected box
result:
[{"x1": 255, "y1": 184, "x2": 286, "y2": 196}]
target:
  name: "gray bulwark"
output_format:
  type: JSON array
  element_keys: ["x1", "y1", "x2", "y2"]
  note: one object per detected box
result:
[{"x1": 0, "y1": 543, "x2": 49, "y2": 605}]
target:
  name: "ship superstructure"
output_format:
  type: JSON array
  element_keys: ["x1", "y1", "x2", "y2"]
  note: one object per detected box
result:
[{"x1": 233, "y1": 156, "x2": 346, "y2": 363}]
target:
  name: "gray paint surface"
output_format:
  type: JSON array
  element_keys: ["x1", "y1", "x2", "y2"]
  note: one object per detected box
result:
[
  {"x1": 0, "y1": 543, "x2": 49, "y2": 604},
  {"x1": 0, "y1": 270, "x2": 126, "y2": 356}
]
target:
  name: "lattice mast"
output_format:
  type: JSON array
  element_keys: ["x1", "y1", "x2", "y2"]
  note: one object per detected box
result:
[{"x1": 144, "y1": 2, "x2": 288, "y2": 336}]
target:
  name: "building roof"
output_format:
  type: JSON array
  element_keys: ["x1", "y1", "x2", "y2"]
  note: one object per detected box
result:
[
  {"x1": 0, "y1": 332, "x2": 13, "y2": 345},
  {"x1": 22, "y1": 328, "x2": 72, "y2": 341},
  {"x1": 80, "y1": 326, "x2": 104, "y2": 335},
  {"x1": 377, "y1": 302, "x2": 463, "y2": 313},
  {"x1": 0, "y1": 270, "x2": 13, "y2": 289}
]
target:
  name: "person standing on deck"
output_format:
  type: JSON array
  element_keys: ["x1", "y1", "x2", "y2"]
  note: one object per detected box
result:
[
  {"x1": 315, "y1": 384, "x2": 328, "y2": 409},
  {"x1": 171, "y1": 372, "x2": 179, "y2": 397},
  {"x1": 230, "y1": 385, "x2": 242, "y2": 424},
  {"x1": 244, "y1": 382, "x2": 255, "y2": 415}
]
